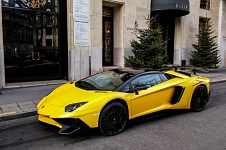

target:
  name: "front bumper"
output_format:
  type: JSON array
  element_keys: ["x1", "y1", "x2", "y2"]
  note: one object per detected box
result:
[{"x1": 38, "y1": 115, "x2": 90, "y2": 135}]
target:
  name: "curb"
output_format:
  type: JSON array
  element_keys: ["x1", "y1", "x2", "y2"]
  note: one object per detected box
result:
[
  {"x1": 0, "y1": 108, "x2": 37, "y2": 122},
  {"x1": 0, "y1": 79, "x2": 226, "y2": 122},
  {"x1": 3, "y1": 81, "x2": 67, "y2": 90},
  {"x1": 210, "y1": 79, "x2": 226, "y2": 84}
]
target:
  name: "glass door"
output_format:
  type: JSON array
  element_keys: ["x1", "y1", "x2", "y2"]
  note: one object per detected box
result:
[
  {"x1": 34, "y1": 13, "x2": 59, "y2": 79},
  {"x1": 3, "y1": 9, "x2": 60, "y2": 82},
  {"x1": 4, "y1": 21, "x2": 36, "y2": 81},
  {"x1": 102, "y1": 7, "x2": 114, "y2": 66}
]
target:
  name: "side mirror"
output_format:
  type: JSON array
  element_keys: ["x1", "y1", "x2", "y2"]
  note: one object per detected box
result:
[{"x1": 134, "y1": 85, "x2": 148, "y2": 95}]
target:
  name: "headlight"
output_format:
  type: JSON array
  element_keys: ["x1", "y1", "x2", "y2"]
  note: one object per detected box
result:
[{"x1": 65, "y1": 102, "x2": 87, "y2": 112}]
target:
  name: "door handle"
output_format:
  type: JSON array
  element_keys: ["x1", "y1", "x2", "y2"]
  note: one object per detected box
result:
[
  {"x1": 37, "y1": 52, "x2": 40, "y2": 60},
  {"x1": 32, "y1": 52, "x2": 35, "y2": 60}
]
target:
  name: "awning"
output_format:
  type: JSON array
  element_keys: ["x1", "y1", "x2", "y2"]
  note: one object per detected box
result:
[{"x1": 151, "y1": 0, "x2": 190, "y2": 17}]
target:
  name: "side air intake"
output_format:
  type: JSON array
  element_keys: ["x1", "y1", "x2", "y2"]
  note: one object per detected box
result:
[{"x1": 170, "y1": 86, "x2": 185, "y2": 105}]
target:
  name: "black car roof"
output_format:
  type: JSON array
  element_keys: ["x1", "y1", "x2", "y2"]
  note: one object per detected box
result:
[{"x1": 111, "y1": 68, "x2": 160, "y2": 75}]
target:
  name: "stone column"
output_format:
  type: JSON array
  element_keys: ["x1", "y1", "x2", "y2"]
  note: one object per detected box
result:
[
  {"x1": 174, "y1": 17, "x2": 183, "y2": 66},
  {"x1": 90, "y1": 0, "x2": 102, "y2": 74},
  {"x1": 0, "y1": 2, "x2": 5, "y2": 89},
  {"x1": 218, "y1": 0, "x2": 226, "y2": 67},
  {"x1": 67, "y1": 0, "x2": 90, "y2": 81}
]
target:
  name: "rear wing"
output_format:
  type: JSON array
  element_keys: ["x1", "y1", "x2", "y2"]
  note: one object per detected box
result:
[
  {"x1": 162, "y1": 66, "x2": 209, "y2": 75},
  {"x1": 117, "y1": 66, "x2": 209, "y2": 77},
  {"x1": 164, "y1": 70, "x2": 191, "y2": 79}
]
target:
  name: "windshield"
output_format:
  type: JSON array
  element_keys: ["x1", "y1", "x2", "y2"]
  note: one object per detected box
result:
[{"x1": 75, "y1": 71, "x2": 129, "y2": 91}]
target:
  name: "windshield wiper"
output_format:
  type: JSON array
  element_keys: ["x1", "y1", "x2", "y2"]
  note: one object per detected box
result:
[{"x1": 75, "y1": 81, "x2": 97, "y2": 90}]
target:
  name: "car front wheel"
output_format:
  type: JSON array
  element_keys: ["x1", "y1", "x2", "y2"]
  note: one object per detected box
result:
[
  {"x1": 99, "y1": 102, "x2": 128, "y2": 136},
  {"x1": 190, "y1": 86, "x2": 208, "y2": 112}
]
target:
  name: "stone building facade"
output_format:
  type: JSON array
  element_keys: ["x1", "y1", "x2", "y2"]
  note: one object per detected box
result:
[
  {"x1": 174, "y1": 0, "x2": 226, "y2": 68},
  {"x1": 0, "y1": 0, "x2": 225, "y2": 89},
  {"x1": 68, "y1": 0, "x2": 153, "y2": 82}
]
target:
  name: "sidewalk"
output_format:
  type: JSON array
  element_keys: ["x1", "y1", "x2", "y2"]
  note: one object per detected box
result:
[
  {"x1": 0, "y1": 69, "x2": 226, "y2": 122},
  {"x1": 0, "y1": 80, "x2": 67, "y2": 122}
]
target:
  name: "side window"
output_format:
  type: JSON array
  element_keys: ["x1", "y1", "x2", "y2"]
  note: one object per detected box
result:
[
  {"x1": 199, "y1": 17, "x2": 210, "y2": 32},
  {"x1": 120, "y1": 84, "x2": 132, "y2": 93},
  {"x1": 131, "y1": 74, "x2": 161, "y2": 88},
  {"x1": 159, "y1": 74, "x2": 168, "y2": 82}
]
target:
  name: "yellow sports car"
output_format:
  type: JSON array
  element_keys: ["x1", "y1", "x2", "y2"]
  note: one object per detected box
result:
[{"x1": 37, "y1": 68, "x2": 210, "y2": 136}]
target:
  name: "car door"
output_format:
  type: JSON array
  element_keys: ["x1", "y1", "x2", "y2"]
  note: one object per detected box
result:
[{"x1": 128, "y1": 73, "x2": 175, "y2": 118}]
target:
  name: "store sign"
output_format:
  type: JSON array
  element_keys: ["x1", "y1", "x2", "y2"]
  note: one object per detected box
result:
[
  {"x1": 175, "y1": 3, "x2": 189, "y2": 10},
  {"x1": 73, "y1": 0, "x2": 89, "y2": 46},
  {"x1": 151, "y1": 0, "x2": 190, "y2": 17}
]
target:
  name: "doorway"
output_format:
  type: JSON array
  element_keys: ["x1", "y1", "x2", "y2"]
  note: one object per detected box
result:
[
  {"x1": 2, "y1": 0, "x2": 67, "y2": 82},
  {"x1": 152, "y1": 13, "x2": 175, "y2": 64},
  {"x1": 102, "y1": 7, "x2": 114, "y2": 66},
  {"x1": 162, "y1": 17, "x2": 175, "y2": 64}
]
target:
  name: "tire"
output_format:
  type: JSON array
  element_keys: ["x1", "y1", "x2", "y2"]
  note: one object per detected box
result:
[
  {"x1": 190, "y1": 86, "x2": 208, "y2": 112},
  {"x1": 99, "y1": 102, "x2": 128, "y2": 136}
]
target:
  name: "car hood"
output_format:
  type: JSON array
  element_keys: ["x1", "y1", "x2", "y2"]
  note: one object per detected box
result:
[{"x1": 46, "y1": 82, "x2": 113, "y2": 107}]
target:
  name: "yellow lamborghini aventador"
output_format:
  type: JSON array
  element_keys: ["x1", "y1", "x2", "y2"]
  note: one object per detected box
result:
[{"x1": 37, "y1": 68, "x2": 210, "y2": 136}]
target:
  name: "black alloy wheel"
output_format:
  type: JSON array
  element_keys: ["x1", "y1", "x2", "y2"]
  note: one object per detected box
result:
[
  {"x1": 190, "y1": 86, "x2": 208, "y2": 112},
  {"x1": 99, "y1": 102, "x2": 128, "y2": 136}
]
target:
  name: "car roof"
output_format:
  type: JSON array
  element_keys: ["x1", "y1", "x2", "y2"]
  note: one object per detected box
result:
[{"x1": 111, "y1": 68, "x2": 160, "y2": 75}]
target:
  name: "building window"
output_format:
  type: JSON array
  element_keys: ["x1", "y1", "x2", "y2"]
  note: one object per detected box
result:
[
  {"x1": 46, "y1": 27, "x2": 52, "y2": 35},
  {"x1": 200, "y1": 0, "x2": 210, "y2": 10},
  {"x1": 46, "y1": 39, "x2": 52, "y2": 46},
  {"x1": 199, "y1": 17, "x2": 210, "y2": 31},
  {"x1": 1, "y1": 0, "x2": 57, "y2": 12}
]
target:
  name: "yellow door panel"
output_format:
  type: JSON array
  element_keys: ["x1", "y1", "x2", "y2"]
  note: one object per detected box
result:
[
  {"x1": 130, "y1": 78, "x2": 186, "y2": 119},
  {"x1": 131, "y1": 86, "x2": 175, "y2": 118}
]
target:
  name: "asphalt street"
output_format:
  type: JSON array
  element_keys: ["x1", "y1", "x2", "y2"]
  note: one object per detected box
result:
[{"x1": 0, "y1": 82, "x2": 226, "y2": 150}]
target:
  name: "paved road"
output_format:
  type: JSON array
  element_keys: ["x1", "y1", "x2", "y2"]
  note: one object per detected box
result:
[
  {"x1": 0, "y1": 82, "x2": 226, "y2": 150},
  {"x1": 209, "y1": 68, "x2": 226, "y2": 73}
]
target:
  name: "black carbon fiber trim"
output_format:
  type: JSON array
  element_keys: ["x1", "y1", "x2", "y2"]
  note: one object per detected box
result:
[
  {"x1": 170, "y1": 86, "x2": 185, "y2": 105},
  {"x1": 54, "y1": 118, "x2": 90, "y2": 135}
]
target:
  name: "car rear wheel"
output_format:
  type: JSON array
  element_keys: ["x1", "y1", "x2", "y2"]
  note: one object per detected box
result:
[
  {"x1": 190, "y1": 86, "x2": 208, "y2": 112},
  {"x1": 99, "y1": 102, "x2": 128, "y2": 136}
]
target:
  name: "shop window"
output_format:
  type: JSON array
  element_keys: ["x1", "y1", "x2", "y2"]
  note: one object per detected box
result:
[
  {"x1": 199, "y1": 17, "x2": 210, "y2": 31},
  {"x1": 200, "y1": 0, "x2": 210, "y2": 10}
]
